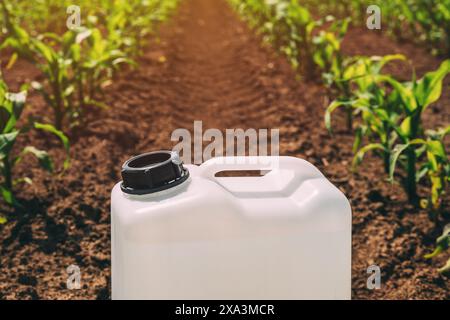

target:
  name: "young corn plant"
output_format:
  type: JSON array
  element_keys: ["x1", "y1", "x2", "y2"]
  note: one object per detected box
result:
[
  {"x1": 231, "y1": 0, "x2": 334, "y2": 79},
  {"x1": 305, "y1": 0, "x2": 450, "y2": 56},
  {"x1": 71, "y1": 27, "x2": 135, "y2": 122},
  {"x1": 425, "y1": 224, "x2": 450, "y2": 275},
  {"x1": 1, "y1": 2, "x2": 132, "y2": 129},
  {"x1": 373, "y1": 59, "x2": 450, "y2": 204},
  {"x1": 267, "y1": 0, "x2": 321, "y2": 78},
  {"x1": 312, "y1": 17, "x2": 353, "y2": 128},
  {"x1": 325, "y1": 54, "x2": 406, "y2": 135},
  {"x1": 128, "y1": 0, "x2": 180, "y2": 55},
  {"x1": 327, "y1": 58, "x2": 449, "y2": 206},
  {"x1": 229, "y1": 0, "x2": 272, "y2": 31},
  {"x1": 313, "y1": 17, "x2": 350, "y2": 90},
  {"x1": 1, "y1": 3, "x2": 79, "y2": 129},
  {"x1": 92, "y1": 0, "x2": 179, "y2": 57},
  {"x1": 0, "y1": 76, "x2": 69, "y2": 215},
  {"x1": 387, "y1": 126, "x2": 449, "y2": 219},
  {"x1": 417, "y1": 127, "x2": 450, "y2": 215},
  {"x1": 400, "y1": 0, "x2": 450, "y2": 56},
  {"x1": 349, "y1": 56, "x2": 407, "y2": 171}
]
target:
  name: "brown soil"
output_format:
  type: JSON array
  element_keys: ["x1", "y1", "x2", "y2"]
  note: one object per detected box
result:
[{"x1": 0, "y1": 0, "x2": 449, "y2": 300}]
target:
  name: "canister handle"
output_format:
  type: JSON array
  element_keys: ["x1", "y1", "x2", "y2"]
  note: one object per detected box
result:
[
  {"x1": 200, "y1": 156, "x2": 279, "y2": 181},
  {"x1": 200, "y1": 156, "x2": 323, "y2": 183}
]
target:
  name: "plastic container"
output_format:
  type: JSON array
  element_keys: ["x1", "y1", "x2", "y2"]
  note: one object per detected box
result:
[{"x1": 111, "y1": 151, "x2": 352, "y2": 300}]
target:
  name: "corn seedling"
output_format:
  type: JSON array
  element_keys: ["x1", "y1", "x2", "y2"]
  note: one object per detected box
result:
[
  {"x1": 1, "y1": 3, "x2": 78, "y2": 129},
  {"x1": 325, "y1": 54, "x2": 406, "y2": 135},
  {"x1": 372, "y1": 60, "x2": 450, "y2": 204},
  {"x1": 326, "y1": 59, "x2": 449, "y2": 206},
  {"x1": 304, "y1": 0, "x2": 450, "y2": 57},
  {"x1": 312, "y1": 17, "x2": 353, "y2": 128},
  {"x1": 313, "y1": 17, "x2": 350, "y2": 89},
  {"x1": 425, "y1": 224, "x2": 450, "y2": 275},
  {"x1": 1, "y1": 4, "x2": 133, "y2": 129},
  {"x1": 417, "y1": 127, "x2": 450, "y2": 216},
  {"x1": 231, "y1": 0, "x2": 318, "y2": 75},
  {"x1": 0, "y1": 76, "x2": 69, "y2": 214}
]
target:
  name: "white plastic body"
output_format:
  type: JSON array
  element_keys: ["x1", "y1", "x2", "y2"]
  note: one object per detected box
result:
[{"x1": 111, "y1": 156, "x2": 352, "y2": 300}]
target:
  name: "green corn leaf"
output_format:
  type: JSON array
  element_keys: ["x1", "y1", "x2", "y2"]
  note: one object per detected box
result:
[
  {"x1": 0, "y1": 185, "x2": 14, "y2": 205},
  {"x1": 427, "y1": 151, "x2": 439, "y2": 172},
  {"x1": 430, "y1": 175, "x2": 443, "y2": 208},
  {"x1": 373, "y1": 108, "x2": 390, "y2": 122},
  {"x1": 426, "y1": 140, "x2": 446, "y2": 159},
  {"x1": 112, "y1": 57, "x2": 136, "y2": 67},
  {"x1": 425, "y1": 224, "x2": 450, "y2": 260},
  {"x1": 375, "y1": 75, "x2": 417, "y2": 112},
  {"x1": 415, "y1": 143, "x2": 427, "y2": 158},
  {"x1": 399, "y1": 116, "x2": 411, "y2": 138},
  {"x1": 21, "y1": 146, "x2": 53, "y2": 173},
  {"x1": 416, "y1": 165, "x2": 429, "y2": 183},
  {"x1": 61, "y1": 30, "x2": 77, "y2": 50},
  {"x1": 63, "y1": 85, "x2": 75, "y2": 98},
  {"x1": 69, "y1": 43, "x2": 82, "y2": 63},
  {"x1": 324, "y1": 99, "x2": 349, "y2": 133},
  {"x1": 438, "y1": 259, "x2": 450, "y2": 274},
  {"x1": 441, "y1": 125, "x2": 450, "y2": 137},
  {"x1": 86, "y1": 99, "x2": 110, "y2": 110},
  {"x1": 388, "y1": 143, "x2": 411, "y2": 183},
  {"x1": 32, "y1": 39, "x2": 56, "y2": 63},
  {"x1": 373, "y1": 54, "x2": 406, "y2": 73},
  {"x1": 352, "y1": 127, "x2": 363, "y2": 154},
  {"x1": 34, "y1": 123, "x2": 70, "y2": 169},
  {"x1": 424, "y1": 246, "x2": 444, "y2": 259},
  {"x1": 0, "y1": 131, "x2": 19, "y2": 156},
  {"x1": 6, "y1": 52, "x2": 18, "y2": 70},
  {"x1": 352, "y1": 143, "x2": 386, "y2": 170},
  {"x1": 40, "y1": 32, "x2": 63, "y2": 43},
  {"x1": 414, "y1": 59, "x2": 450, "y2": 110},
  {"x1": 3, "y1": 91, "x2": 26, "y2": 133},
  {"x1": 34, "y1": 123, "x2": 69, "y2": 152},
  {"x1": 408, "y1": 138, "x2": 427, "y2": 145},
  {"x1": 13, "y1": 177, "x2": 32, "y2": 186}
]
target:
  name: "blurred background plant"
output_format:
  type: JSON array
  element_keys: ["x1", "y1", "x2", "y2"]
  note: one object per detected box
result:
[
  {"x1": 1, "y1": 0, "x2": 178, "y2": 130},
  {"x1": 0, "y1": 0, "x2": 178, "y2": 219},
  {"x1": 302, "y1": 0, "x2": 450, "y2": 57},
  {"x1": 0, "y1": 73, "x2": 69, "y2": 220}
]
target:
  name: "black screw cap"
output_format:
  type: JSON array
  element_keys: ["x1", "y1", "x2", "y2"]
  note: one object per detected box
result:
[{"x1": 120, "y1": 151, "x2": 190, "y2": 195}]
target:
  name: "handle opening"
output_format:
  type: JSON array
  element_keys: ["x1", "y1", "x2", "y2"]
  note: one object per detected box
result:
[{"x1": 214, "y1": 170, "x2": 271, "y2": 177}]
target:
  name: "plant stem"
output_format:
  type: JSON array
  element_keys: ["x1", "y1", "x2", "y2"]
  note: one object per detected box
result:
[
  {"x1": 51, "y1": 80, "x2": 64, "y2": 130},
  {"x1": 346, "y1": 106, "x2": 352, "y2": 131},
  {"x1": 2, "y1": 157, "x2": 13, "y2": 191},
  {"x1": 54, "y1": 107, "x2": 63, "y2": 131},
  {"x1": 383, "y1": 150, "x2": 390, "y2": 174},
  {"x1": 406, "y1": 111, "x2": 420, "y2": 205},
  {"x1": 406, "y1": 146, "x2": 418, "y2": 205}
]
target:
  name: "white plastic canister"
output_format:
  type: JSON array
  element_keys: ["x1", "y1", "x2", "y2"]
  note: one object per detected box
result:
[{"x1": 111, "y1": 151, "x2": 352, "y2": 300}]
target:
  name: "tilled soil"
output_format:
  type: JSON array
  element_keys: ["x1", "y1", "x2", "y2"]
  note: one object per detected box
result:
[{"x1": 0, "y1": 0, "x2": 449, "y2": 299}]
